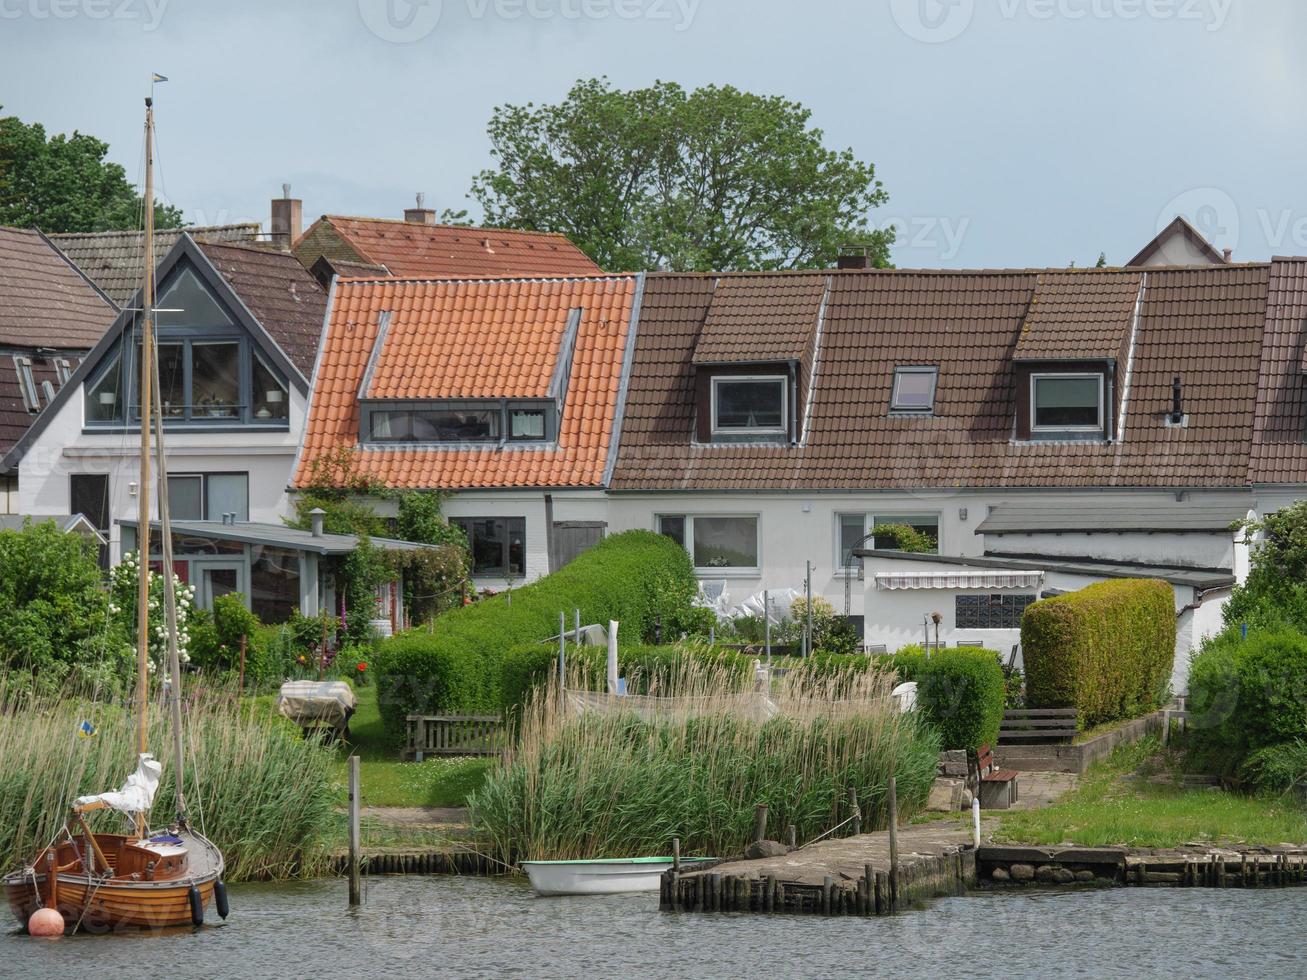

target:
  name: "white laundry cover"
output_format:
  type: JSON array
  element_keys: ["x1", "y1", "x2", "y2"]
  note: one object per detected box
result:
[{"x1": 75, "y1": 753, "x2": 161, "y2": 815}]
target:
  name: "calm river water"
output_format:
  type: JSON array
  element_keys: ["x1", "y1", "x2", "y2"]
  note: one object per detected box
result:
[{"x1": 5, "y1": 876, "x2": 1306, "y2": 979}]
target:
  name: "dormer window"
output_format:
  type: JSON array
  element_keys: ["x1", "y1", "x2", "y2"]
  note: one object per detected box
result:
[
  {"x1": 891, "y1": 366, "x2": 938, "y2": 415},
  {"x1": 711, "y1": 376, "x2": 787, "y2": 437},
  {"x1": 361, "y1": 400, "x2": 556, "y2": 446},
  {"x1": 1031, "y1": 373, "x2": 1103, "y2": 432}
]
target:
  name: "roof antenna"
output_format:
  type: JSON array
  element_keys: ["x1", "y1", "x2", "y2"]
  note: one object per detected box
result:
[
  {"x1": 1170, "y1": 375, "x2": 1184, "y2": 424},
  {"x1": 282, "y1": 182, "x2": 291, "y2": 199},
  {"x1": 416, "y1": 192, "x2": 424, "y2": 209}
]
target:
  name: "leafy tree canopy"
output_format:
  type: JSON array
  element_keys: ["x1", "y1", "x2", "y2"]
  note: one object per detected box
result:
[
  {"x1": 0, "y1": 107, "x2": 184, "y2": 233},
  {"x1": 471, "y1": 78, "x2": 893, "y2": 272}
]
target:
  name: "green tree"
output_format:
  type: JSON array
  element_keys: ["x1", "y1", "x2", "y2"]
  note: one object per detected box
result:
[
  {"x1": 471, "y1": 78, "x2": 893, "y2": 272},
  {"x1": 0, "y1": 108, "x2": 185, "y2": 233}
]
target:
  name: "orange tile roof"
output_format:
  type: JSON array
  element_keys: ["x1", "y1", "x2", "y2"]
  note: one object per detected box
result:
[
  {"x1": 299, "y1": 216, "x2": 603, "y2": 278},
  {"x1": 297, "y1": 274, "x2": 638, "y2": 490}
]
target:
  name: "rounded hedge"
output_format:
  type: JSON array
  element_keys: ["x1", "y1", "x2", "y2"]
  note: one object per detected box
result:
[{"x1": 1021, "y1": 578, "x2": 1174, "y2": 727}]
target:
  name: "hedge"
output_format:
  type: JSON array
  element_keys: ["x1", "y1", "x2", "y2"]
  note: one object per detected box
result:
[
  {"x1": 1021, "y1": 578, "x2": 1174, "y2": 727},
  {"x1": 794, "y1": 646, "x2": 1004, "y2": 750},
  {"x1": 373, "y1": 531, "x2": 705, "y2": 742},
  {"x1": 1188, "y1": 628, "x2": 1307, "y2": 778}
]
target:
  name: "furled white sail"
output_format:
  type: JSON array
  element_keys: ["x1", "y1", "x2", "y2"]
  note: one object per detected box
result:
[{"x1": 75, "y1": 753, "x2": 162, "y2": 816}]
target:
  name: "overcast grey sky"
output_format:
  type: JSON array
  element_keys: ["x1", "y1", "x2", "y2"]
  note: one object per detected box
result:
[{"x1": 1, "y1": 0, "x2": 1302, "y2": 267}]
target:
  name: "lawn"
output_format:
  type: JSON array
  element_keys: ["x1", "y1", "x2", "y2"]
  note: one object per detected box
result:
[
  {"x1": 332, "y1": 683, "x2": 494, "y2": 809},
  {"x1": 996, "y1": 737, "x2": 1307, "y2": 848}
]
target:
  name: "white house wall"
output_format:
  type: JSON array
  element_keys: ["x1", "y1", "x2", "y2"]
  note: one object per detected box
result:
[{"x1": 18, "y1": 383, "x2": 308, "y2": 562}]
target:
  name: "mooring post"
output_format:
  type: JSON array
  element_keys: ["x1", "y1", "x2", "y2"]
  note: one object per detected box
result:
[
  {"x1": 672, "y1": 837, "x2": 681, "y2": 873},
  {"x1": 864, "y1": 862, "x2": 875, "y2": 917},
  {"x1": 849, "y1": 788, "x2": 861, "y2": 836},
  {"x1": 888, "y1": 775, "x2": 899, "y2": 910},
  {"x1": 788, "y1": 824, "x2": 797, "y2": 850},
  {"x1": 558, "y1": 611, "x2": 566, "y2": 692},
  {"x1": 753, "y1": 803, "x2": 769, "y2": 843},
  {"x1": 574, "y1": 608, "x2": 581, "y2": 646},
  {"x1": 972, "y1": 795, "x2": 981, "y2": 848},
  {"x1": 822, "y1": 875, "x2": 833, "y2": 915},
  {"x1": 348, "y1": 754, "x2": 361, "y2": 907}
]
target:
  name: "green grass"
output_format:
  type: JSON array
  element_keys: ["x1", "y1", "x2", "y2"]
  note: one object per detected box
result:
[
  {"x1": 332, "y1": 684, "x2": 493, "y2": 808},
  {"x1": 996, "y1": 737, "x2": 1307, "y2": 848}
]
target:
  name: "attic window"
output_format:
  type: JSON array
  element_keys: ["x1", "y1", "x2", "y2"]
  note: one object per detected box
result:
[
  {"x1": 711, "y1": 376, "x2": 787, "y2": 436},
  {"x1": 1031, "y1": 374, "x2": 1103, "y2": 432},
  {"x1": 891, "y1": 366, "x2": 938, "y2": 414},
  {"x1": 14, "y1": 357, "x2": 40, "y2": 412}
]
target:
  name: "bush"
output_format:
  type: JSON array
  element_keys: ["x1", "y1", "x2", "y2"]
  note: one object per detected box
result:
[
  {"x1": 373, "y1": 531, "x2": 702, "y2": 741},
  {"x1": 1021, "y1": 578, "x2": 1174, "y2": 727},
  {"x1": 1241, "y1": 740, "x2": 1307, "y2": 797}
]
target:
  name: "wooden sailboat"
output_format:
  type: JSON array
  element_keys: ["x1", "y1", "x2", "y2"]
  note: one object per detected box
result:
[{"x1": 4, "y1": 91, "x2": 227, "y2": 934}]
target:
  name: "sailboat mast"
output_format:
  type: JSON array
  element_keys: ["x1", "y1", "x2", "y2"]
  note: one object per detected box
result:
[{"x1": 133, "y1": 95, "x2": 157, "y2": 839}]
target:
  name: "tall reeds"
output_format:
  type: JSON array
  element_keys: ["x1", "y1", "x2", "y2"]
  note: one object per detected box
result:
[
  {"x1": 469, "y1": 658, "x2": 940, "y2": 862},
  {"x1": 0, "y1": 676, "x2": 337, "y2": 881}
]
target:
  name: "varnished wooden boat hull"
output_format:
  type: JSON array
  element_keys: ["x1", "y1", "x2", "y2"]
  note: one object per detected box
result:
[{"x1": 4, "y1": 873, "x2": 217, "y2": 931}]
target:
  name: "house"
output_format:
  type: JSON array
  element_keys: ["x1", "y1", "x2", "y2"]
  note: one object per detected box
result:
[
  {"x1": 604, "y1": 259, "x2": 1307, "y2": 681},
  {"x1": 281, "y1": 192, "x2": 603, "y2": 278},
  {"x1": 50, "y1": 223, "x2": 262, "y2": 306},
  {"x1": 293, "y1": 272, "x2": 641, "y2": 586},
  {"x1": 0, "y1": 226, "x2": 117, "y2": 518},
  {"x1": 5, "y1": 234, "x2": 326, "y2": 574}
]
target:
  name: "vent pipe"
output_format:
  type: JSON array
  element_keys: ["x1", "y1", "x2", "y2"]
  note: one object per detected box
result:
[
  {"x1": 309, "y1": 507, "x2": 326, "y2": 538},
  {"x1": 1171, "y1": 375, "x2": 1184, "y2": 424}
]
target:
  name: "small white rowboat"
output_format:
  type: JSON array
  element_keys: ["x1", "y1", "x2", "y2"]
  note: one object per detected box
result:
[{"x1": 521, "y1": 856, "x2": 716, "y2": 896}]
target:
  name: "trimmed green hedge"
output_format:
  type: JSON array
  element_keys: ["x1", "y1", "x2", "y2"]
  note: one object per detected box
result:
[
  {"x1": 1021, "y1": 578, "x2": 1174, "y2": 727},
  {"x1": 373, "y1": 531, "x2": 704, "y2": 742}
]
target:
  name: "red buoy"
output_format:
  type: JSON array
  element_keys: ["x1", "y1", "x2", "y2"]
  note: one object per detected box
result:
[{"x1": 27, "y1": 907, "x2": 64, "y2": 937}]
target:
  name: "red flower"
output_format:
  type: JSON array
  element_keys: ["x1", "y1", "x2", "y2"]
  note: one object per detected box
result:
[{"x1": 357, "y1": 662, "x2": 368, "y2": 672}]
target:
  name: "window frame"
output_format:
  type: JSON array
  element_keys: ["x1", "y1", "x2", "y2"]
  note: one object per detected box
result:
[
  {"x1": 360, "y1": 399, "x2": 556, "y2": 447},
  {"x1": 166, "y1": 471, "x2": 250, "y2": 522},
  {"x1": 709, "y1": 375, "x2": 788, "y2": 437},
  {"x1": 835, "y1": 512, "x2": 941, "y2": 570},
  {"x1": 890, "y1": 365, "x2": 939, "y2": 415},
  {"x1": 13, "y1": 356, "x2": 40, "y2": 413},
  {"x1": 450, "y1": 516, "x2": 527, "y2": 578},
  {"x1": 1030, "y1": 372, "x2": 1104, "y2": 434},
  {"x1": 656, "y1": 513, "x2": 761, "y2": 574}
]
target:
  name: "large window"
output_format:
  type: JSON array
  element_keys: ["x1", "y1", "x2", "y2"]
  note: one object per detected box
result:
[
  {"x1": 362, "y1": 401, "x2": 554, "y2": 445},
  {"x1": 837, "y1": 513, "x2": 939, "y2": 567},
  {"x1": 711, "y1": 377, "x2": 787, "y2": 436},
  {"x1": 82, "y1": 266, "x2": 289, "y2": 429},
  {"x1": 167, "y1": 473, "x2": 249, "y2": 522},
  {"x1": 658, "y1": 514, "x2": 759, "y2": 570},
  {"x1": 891, "y1": 366, "x2": 938, "y2": 414},
  {"x1": 1031, "y1": 374, "x2": 1103, "y2": 432},
  {"x1": 250, "y1": 543, "x2": 300, "y2": 623},
  {"x1": 69, "y1": 473, "x2": 110, "y2": 568},
  {"x1": 451, "y1": 517, "x2": 526, "y2": 577},
  {"x1": 955, "y1": 593, "x2": 1035, "y2": 629}
]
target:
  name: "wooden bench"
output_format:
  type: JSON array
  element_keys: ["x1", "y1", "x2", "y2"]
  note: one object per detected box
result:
[
  {"x1": 405, "y1": 714, "x2": 504, "y2": 761},
  {"x1": 998, "y1": 708, "x2": 1079, "y2": 745},
  {"x1": 972, "y1": 744, "x2": 1019, "y2": 810}
]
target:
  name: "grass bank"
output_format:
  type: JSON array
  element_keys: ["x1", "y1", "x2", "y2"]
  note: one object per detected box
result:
[
  {"x1": 0, "y1": 677, "x2": 337, "y2": 881},
  {"x1": 469, "y1": 660, "x2": 940, "y2": 862},
  {"x1": 996, "y1": 737, "x2": 1307, "y2": 848}
]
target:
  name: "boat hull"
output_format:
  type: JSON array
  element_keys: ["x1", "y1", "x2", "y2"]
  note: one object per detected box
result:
[
  {"x1": 522, "y1": 857, "x2": 716, "y2": 896},
  {"x1": 4, "y1": 873, "x2": 217, "y2": 932}
]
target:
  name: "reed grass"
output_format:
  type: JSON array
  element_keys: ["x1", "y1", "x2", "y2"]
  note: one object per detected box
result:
[
  {"x1": 0, "y1": 675, "x2": 337, "y2": 881},
  {"x1": 468, "y1": 659, "x2": 940, "y2": 862}
]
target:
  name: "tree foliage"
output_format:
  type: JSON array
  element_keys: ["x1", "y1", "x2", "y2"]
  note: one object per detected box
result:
[
  {"x1": 471, "y1": 78, "x2": 893, "y2": 272},
  {"x1": 1225, "y1": 501, "x2": 1307, "y2": 630},
  {"x1": 0, "y1": 107, "x2": 184, "y2": 233}
]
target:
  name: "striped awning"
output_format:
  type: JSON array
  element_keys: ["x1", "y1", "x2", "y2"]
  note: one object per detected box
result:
[{"x1": 874, "y1": 570, "x2": 1045, "y2": 591}]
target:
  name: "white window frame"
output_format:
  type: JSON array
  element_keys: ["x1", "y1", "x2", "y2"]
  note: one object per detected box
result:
[
  {"x1": 656, "y1": 513, "x2": 762, "y2": 575},
  {"x1": 13, "y1": 356, "x2": 39, "y2": 412},
  {"x1": 890, "y1": 365, "x2": 939, "y2": 414},
  {"x1": 710, "y1": 375, "x2": 788, "y2": 437},
  {"x1": 1030, "y1": 373, "x2": 1104, "y2": 433},
  {"x1": 835, "y1": 511, "x2": 942, "y2": 571}
]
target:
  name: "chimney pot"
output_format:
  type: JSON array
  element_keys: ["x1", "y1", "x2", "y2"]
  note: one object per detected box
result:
[
  {"x1": 270, "y1": 186, "x2": 302, "y2": 250},
  {"x1": 1223, "y1": 247, "x2": 1233, "y2": 263}
]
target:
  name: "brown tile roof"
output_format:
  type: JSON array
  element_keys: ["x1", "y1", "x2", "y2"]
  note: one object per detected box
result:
[
  {"x1": 296, "y1": 274, "x2": 638, "y2": 490},
  {"x1": 692, "y1": 274, "x2": 826, "y2": 364},
  {"x1": 294, "y1": 216, "x2": 603, "y2": 279},
  {"x1": 51, "y1": 224, "x2": 261, "y2": 306},
  {"x1": 611, "y1": 265, "x2": 1273, "y2": 491},
  {"x1": 0, "y1": 227, "x2": 115, "y2": 348},
  {"x1": 196, "y1": 242, "x2": 326, "y2": 379},
  {"x1": 1249, "y1": 257, "x2": 1307, "y2": 484},
  {"x1": 1013, "y1": 270, "x2": 1141, "y2": 361},
  {"x1": 0, "y1": 352, "x2": 69, "y2": 469}
]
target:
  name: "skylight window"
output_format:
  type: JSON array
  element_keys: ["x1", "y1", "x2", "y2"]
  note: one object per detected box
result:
[
  {"x1": 13, "y1": 356, "x2": 39, "y2": 413},
  {"x1": 891, "y1": 366, "x2": 938, "y2": 414}
]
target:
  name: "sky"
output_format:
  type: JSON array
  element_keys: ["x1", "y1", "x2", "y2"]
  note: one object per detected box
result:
[{"x1": 1, "y1": 0, "x2": 1303, "y2": 268}]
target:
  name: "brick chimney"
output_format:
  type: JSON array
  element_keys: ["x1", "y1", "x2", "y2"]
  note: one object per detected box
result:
[
  {"x1": 270, "y1": 183, "x2": 302, "y2": 249},
  {"x1": 1223, "y1": 248, "x2": 1233, "y2": 263},
  {"x1": 404, "y1": 192, "x2": 436, "y2": 225}
]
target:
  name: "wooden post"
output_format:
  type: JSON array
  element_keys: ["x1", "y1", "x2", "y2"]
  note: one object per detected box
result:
[
  {"x1": 865, "y1": 863, "x2": 875, "y2": 917},
  {"x1": 558, "y1": 611, "x2": 566, "y2": 692},
  {"x1": 822, "y1": 875, "x2": 833, "y2": 915},
  {"x1": 318, "y1": 613, "x2": 329, "y2": 680},
  {"x1": 887, "y1": 775, "x2": 899, "y2": 910},
  {"x1": 45, "y1": 850, "x2": 57, "y2": 910},
  {"x1": 764, "y1": 875, "x2": 775, "y2": 913},
  {"x1": 348, "y1": 754, "x2": 362, "y2": 906},
  {"x1": 574, "y1": 608, "x2": 581, "y2": 647},
  {"x1": 848, "y1": 788, "x2": 861, "y2": 836},
  {"x1": 237, "y1": 633, "x2": 247, "y2": 694},
  {"x1": 753, "y1": 803, "x2": 769, "y2": 843},
  {"x1": 672, "y1": 837, "x2": 680, "y2": 873},
  {"x1": 788, "y1": 824, "x2": 797, "y2": 850}
]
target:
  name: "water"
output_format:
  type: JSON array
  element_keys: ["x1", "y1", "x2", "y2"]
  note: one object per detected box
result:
[{"x1": 5, "y1": 876, "x2": 1306, "y2": 979}]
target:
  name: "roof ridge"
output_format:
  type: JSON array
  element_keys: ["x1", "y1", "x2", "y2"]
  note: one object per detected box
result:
[
  {"x1": 324, "y1": 214, "x2": 577, "y2": 241},
  {"x1": 48, "y1": 222, "x2": 260, "y2": 240},
  {"x1": 334, "y1": 273, "x2": 639, "y2": 285}
]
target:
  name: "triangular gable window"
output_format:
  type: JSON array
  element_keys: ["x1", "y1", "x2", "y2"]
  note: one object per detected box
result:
[{"x1": 156, "y1": 267, "x2": 234, "y2": 328}]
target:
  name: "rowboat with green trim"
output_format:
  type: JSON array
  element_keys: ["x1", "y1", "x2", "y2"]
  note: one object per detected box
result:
[{"x1": 521, "y1": 856, "x2": 716, "y2": 896}]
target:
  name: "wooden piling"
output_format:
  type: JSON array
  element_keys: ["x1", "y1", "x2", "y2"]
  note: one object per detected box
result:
[
  {"x1": 887, "y1": 775, "x2": 899, "y2": 910},
  {"x1": 764, "y1": 875, "x2": 775, "y2": 913},
  {"x1": 347, "y1": 754, "x2": 361, "y2": 906},
  {"x1": 753, "y1": 803, "x2": 769, "y2": 843},
  {"x1": 672, "y1": 837, "x2": 680, "y2": 873},
  {"x1": 787, "y1": 824, "x2": 797, "y2": 850},
  {"x1": 848, "y1": 788, "x2": 861, "y2": 836},
  {"x1": 821, "y1": 875, "x2": 833, "y2": 914}
]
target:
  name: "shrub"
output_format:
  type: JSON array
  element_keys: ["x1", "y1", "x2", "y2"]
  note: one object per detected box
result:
[
  {"x1": 1021, "y1": 578, "x2": 1174, "y2": 726},
  {"x1": 1241, "y1": 740, "x2": 1307, "y2": 797},
  {"x1": 373, "y1": 531, "x2": 702, "y2": 741}
]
